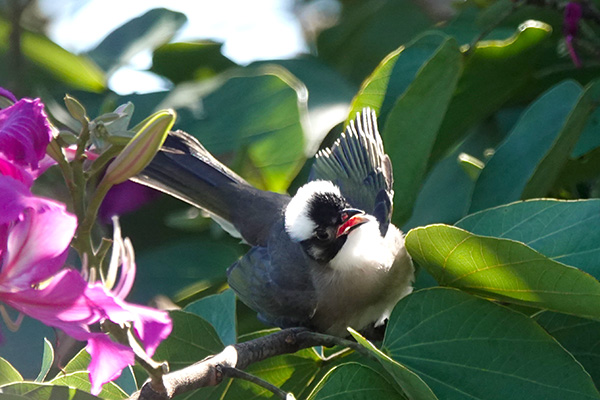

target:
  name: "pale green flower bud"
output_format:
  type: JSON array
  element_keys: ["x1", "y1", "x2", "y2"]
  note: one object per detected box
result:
[{"x1": 103, "y1": 109, "x2": 176, "y2": 185}]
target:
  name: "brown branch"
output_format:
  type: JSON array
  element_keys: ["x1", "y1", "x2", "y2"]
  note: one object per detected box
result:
[{"x1": 129, "y1": 328, "x2": 366, "y2": 400}]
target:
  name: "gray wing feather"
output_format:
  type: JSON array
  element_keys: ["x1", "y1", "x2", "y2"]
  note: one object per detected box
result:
[
  {"x1": 227, "y1": 223, "x2": 317, "y2": 329},
  {"x1": 310, "y1": 108, "x2": 394, "y2": 234}
]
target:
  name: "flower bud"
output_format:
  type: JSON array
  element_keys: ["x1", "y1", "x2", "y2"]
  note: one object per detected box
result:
[
  {"x1": 64, "y1": 95, "x2": 88, "y2": 124},
  {"x1": 102, "y1": 109, "x2": 176, "y2": 185},
  {"x1": 0, "y1": 87, "x2": 16, "y2": 109}
]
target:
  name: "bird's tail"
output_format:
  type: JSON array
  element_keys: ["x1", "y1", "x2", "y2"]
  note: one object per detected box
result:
[{"x1": 132, "y1": 130, "x2": 252, "y2": 238}]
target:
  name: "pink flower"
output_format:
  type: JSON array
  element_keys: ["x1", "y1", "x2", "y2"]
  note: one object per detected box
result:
[
  {"x1": 0, "y1": 90, "x2": 56, "y2": 183},
  {"x1": 564, "y1": 2, "x2": 583, "y2": 68},
  {"x1": 0, "y1": 88, "x2": 172, "y2": 394},
  {"x1": 0, "y1": 176, "x2": 172, "y2": 394}
]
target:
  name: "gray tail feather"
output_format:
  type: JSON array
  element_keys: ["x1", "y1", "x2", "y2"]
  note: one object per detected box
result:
[{"x1": 133, "y1": 130, "x2": 250, "y2": 234}]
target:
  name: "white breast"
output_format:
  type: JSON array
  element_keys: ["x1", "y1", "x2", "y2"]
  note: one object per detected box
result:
[{"x1": 311, "y1": 219, "x2": 415, "y2": 336}]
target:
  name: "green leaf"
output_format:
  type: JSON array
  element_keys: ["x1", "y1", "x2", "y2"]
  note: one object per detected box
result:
[
  {"x1": 151, "y1": 40, "x2": 236, "y2": 83},
  {"x1": 383, "y1": 287, "x2": 600, "y2": 400},
  {"x1": 406, "y1": 224, "x2": 600, "y2": 320},
  {"x1": 35, "y1": 338, "x2": 54, "y2": 382},
  {"x1": 87, "y1": 8, "x2": 187, "y2": 74},
  {"x1": 153, "y1": 310, "x2": 224, "y2": 371},
  {"x1": 226, "y1": 349, "x2": 321, "y2": 399},
  {"x1": 469, "y1": 80, "x2": 591, "y2": 212},
  {"x1": 522, "y1": 81, "x2": 600, "y2": 198},
  {"x1": 573, "y1": 105, "x2": 600, "y2": 157},
  {"x1": 0, "y1": 381, "x2": 102, "y2": 400},
  {"x1": 432, "y1": 20, "x2": 552, "y2": 164},
  {"x1": 134, "y1": 234, "x2": 243, "y2": 303},
  {"x1": 457, "y1": 199, "x2": 600, "y2": 277},
  {"x1": 56, "y1": 350, "x2": 137, "y2": 395},
  {"x1": 347, "y1": 32, "x2": 452, "y2": 126},
  {"x1": 382, "y1": 34, "x2": 462, "y2": 225},
  {"x1": 307, "y1": 362, "x2": 404, "y2": 400},
  {"x1": 60, "y1": 348, "x2": 90, "y2": 375},
  {"x1": 535, "y1": 311, "x2": 600, "y2": 388},
  {"x1": 0, "y1": 18, "x2": 106, "y2": 92},
  {"x1": 316, "y1": 0, "x2": 432, "y2": 84},
  {"x1": 50, "y1": 372, "x2": 128, "y2": 400},
  {"x1": 0, "y1": 357, "x2": 23, "y2": 385},
  {"x1": 251, "y1": 57, "x2": 357, "y2": 149},
  {"x1": 160, "y1": 66, "x2": 308, "y2": 192},
  {"x1": 348, "y1": 329, "x2": 438, "y2": 400},
  {"x1": 184, "y1": 289, "x2": 237, "y2": 345}
]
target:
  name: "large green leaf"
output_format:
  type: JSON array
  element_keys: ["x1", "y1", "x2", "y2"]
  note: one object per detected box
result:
[
  {"x1": 184, "y1": 289, "x2": 237, "y2": 346},
  {"x1": 307, "y1": 362, "x2": 405, "y2": 400},
  {"x1": 457, "y1": 199, "x2": 600, "y2": 277},
  {"x1": 573, "y1": 106, "x2": 600, "y2": 157},
  {"x1": 0, "y1": 357, "x2": 23, "y2": 385},
  {"x1": 152, "y1": 310, "x2": 223, "y2": 371},
  {"x1": 151, "y1": 40, "x2": 237, "y2": 84},
  {"x1": 383, "y1": 287, "x2": 600, "y2": 400},
  {"x1": 349, "y1": 329, "x2": 438, "y2": 400},
  {"x1": 382, "y1": 35, "x2": 462, "y2": 225},
  {"x1": 431, "y1": 20, "x2": 552, "y2": 164},
  {"x1": 535, "y1": 311, "x2": 600, "y2": 388},
  {"x1": 251, "y1": 57, "x2": 357, "y2": 150},
  {"x1": 0, "y1": 18, "x2": 105, "y2": 93},
  {"x1": 469, "y1": 80, "x2": 592, "y2": 212},
  {"x1": 346, "y1": 32, "x2": 452, "y2": 126},
  {"x1": 87, "y1": 8, "x2": 187, "y2": 74},
  {"x1": 158, "y1": 67, "x2": 308, "y2": 192},
  {"x1": 316, "y1": 0, "x2": 432, "y2": 85},
  {"x1": 50, "y1": 373, "x2": 127, "y2": 400},
  {"x1": 406, "y1": 224, "x2": 600, "y2": 319},
  {"x1": 0, "y1": 381, "x2": 110, "y2": 400},
  {"x1": 402, "y1": 115, "x2": 509, "y2": 231}
]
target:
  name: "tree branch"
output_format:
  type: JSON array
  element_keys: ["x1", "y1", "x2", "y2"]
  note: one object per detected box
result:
[{"x1": 129, "y1": 328, "x2": 367, "y2": 400}]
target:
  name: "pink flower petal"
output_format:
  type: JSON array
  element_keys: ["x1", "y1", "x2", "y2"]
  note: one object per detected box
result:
[
  {"x1": 86, "y1": 334, "x2": 134, "y2": 395},
  {"x1": 1, "y1": 196, "x2": 76, "y2": 289},
  {"x1": 0, "y1": 176, "x2": 32, "y2": 226},
  {"x1": 0, "y1": 158, "x2": 33, "y2": 187},
  {"x1": 0, "y1": 99, "x2": 52, "y2": 170},
  {"x1": 1, "y1": 270, "x2": 101, "y2": 337},
  {"x1": 84, "y1": 283, "x2": 172, "y2": 356},
  {"x1": 121, "y1": 303, "x2": 172, "y2": 357}
]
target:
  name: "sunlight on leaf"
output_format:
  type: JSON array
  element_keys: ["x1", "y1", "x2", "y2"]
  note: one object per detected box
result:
[{"x1": 406, "y1": 224, "x2": 600, "y2": 320}]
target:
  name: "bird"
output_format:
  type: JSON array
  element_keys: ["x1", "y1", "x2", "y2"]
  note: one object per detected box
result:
[{"x1": 134, "y1": 108, "x2": 414, "y2": 337}]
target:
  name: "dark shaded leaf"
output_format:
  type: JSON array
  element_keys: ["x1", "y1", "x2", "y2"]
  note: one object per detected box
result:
[
  {"x1": 383, "y1": 287, "x2": 600, "y2": 400},
  {"x1": 307, "y1": 362, "x2": 404, "y2": 400}
]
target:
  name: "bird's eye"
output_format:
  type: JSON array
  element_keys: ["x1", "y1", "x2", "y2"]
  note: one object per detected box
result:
[{"x1": 315, "y1": 228, "x2": 331, "y2": 241}]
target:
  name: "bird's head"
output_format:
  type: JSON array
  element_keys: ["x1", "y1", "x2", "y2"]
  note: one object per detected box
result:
[{"x1": 285, "y1": 180, "x2": 371, "y2": 263}]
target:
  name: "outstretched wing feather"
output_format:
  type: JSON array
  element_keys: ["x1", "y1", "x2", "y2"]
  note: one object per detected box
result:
[{"x1": 310, "y1": 108, "x2": 394, "y2": 233}]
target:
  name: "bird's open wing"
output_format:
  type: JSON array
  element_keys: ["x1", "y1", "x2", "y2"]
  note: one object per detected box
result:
[{"x1": 309, "y1": 108, "x2": 394, "y2": 234}]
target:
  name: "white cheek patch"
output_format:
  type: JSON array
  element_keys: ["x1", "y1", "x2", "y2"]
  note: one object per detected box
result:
[{"x1": 285, "y1": 180, "x2": 341, "y2": 242}]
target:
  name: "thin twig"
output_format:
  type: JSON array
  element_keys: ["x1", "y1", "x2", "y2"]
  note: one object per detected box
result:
[
  {"x1": 129, "y1": 328, "x2": 372, "y2": 400},
  {"x1": 220, "y1": 366, "x2": 293, "y2": 399}
]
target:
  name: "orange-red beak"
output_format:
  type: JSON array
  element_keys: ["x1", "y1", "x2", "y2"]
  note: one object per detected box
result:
[{"x1": 336, "y1": 209, "x2": 369, "y2": 238}]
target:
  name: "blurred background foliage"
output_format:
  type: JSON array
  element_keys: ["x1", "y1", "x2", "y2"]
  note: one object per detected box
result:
[{"x1": 2, "y1": 0, "x2": 600, "y2": 398}]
